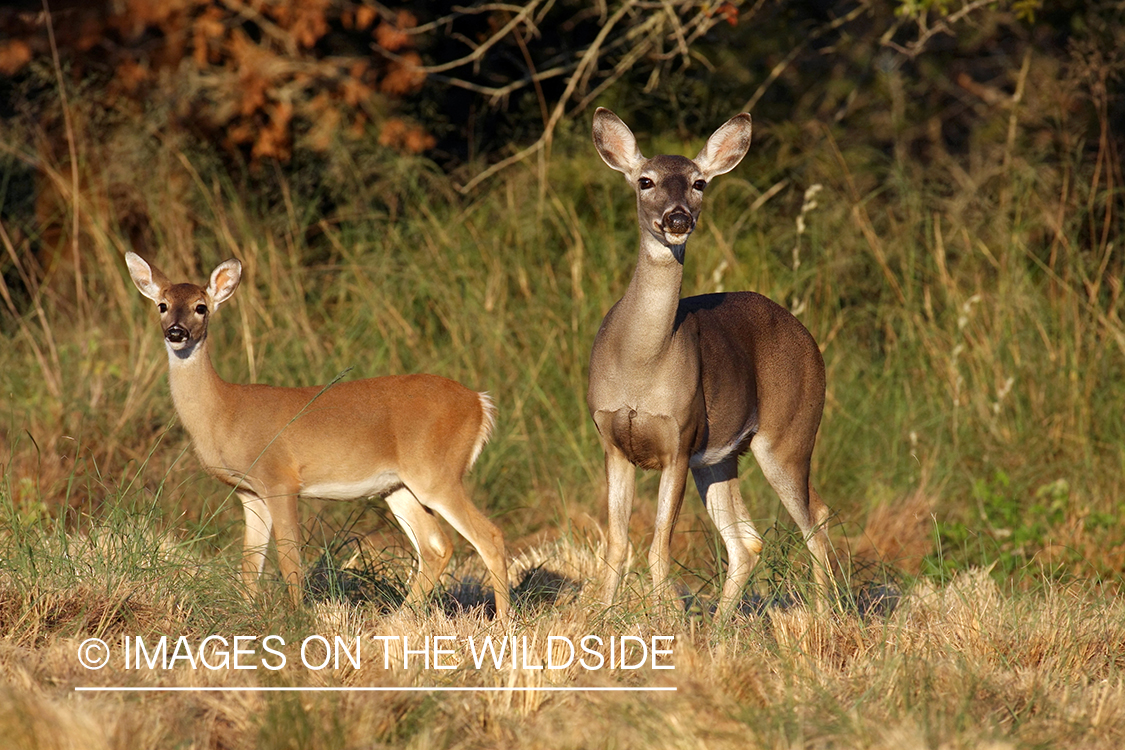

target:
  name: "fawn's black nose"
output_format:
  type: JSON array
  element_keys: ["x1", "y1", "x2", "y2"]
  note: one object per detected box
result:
[
  {"x1": 165, "y1": 325, "x2": 189, "y2": 343},
  {"x1": 665, "y1": 212, "x2": 693, "y2": 234}
]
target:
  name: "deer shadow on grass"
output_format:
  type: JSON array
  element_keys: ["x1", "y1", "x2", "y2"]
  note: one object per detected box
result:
[{"x1": 306, "y1": 536, "x2": 580, "y2": 620}]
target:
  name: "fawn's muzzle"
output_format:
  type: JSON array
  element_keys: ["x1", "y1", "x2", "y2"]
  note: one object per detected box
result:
[
  {"x1": 165, "y1": 325, "x2": 189, "y2": 343},
  {"x1": 664, "y1": 212, "x2": 693, "y2": 235}
]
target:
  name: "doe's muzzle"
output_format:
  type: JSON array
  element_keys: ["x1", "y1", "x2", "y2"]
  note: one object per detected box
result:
[{"x1": 664, "y1": 211, "x2": 693, "y2": 235}]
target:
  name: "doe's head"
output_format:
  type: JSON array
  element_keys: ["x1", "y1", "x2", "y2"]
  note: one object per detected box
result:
[
  {"x1": 592, "y1": 108, "x2": 752, "y2": 254},
  {"x1": 125, "y1": 252, "x2": 241, "y2": 358}
]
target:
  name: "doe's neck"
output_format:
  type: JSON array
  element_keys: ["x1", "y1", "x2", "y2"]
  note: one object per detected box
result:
[{"x1": 611, "y1": 231, "x2": 688, "y2": 362}]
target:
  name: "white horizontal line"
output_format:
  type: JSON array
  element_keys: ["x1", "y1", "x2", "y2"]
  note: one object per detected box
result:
[{"x1": 75, "y1": 686, "x2": 677, "y2": 693}]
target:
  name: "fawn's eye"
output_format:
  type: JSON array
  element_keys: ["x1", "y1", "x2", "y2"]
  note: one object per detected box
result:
[
  {"x1": 195, "y1": 304, "x2": 208, "y2": 315},
  {"x1": 693, "y1": 180, "x2": 707, "y2": 191},
  {"x1": 158, "y1": 303, "x2": 168, "y2": 313},
  {"x1": 638, "y1": 177, "x2": 654, "y2": 190}
]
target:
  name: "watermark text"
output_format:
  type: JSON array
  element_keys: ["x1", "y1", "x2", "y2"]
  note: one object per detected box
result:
[{"x1": 77, "y1": 634, "x2": 676, "y2": 673}]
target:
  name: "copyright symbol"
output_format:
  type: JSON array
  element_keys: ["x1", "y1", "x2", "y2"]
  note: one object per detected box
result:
[{"x1": 77, "y1": 638, "x2": 110, "y2": 669}]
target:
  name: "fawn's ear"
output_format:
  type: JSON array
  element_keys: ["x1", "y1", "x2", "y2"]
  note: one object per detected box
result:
[
  {"x1": 125, "y1": 251, "x2": 169, "y2": 303},
  {"x1": 207, "y1": 259, "x2": 242, "y2": 309},
  {"x1": 593, "y1": 108, "x2": 645, "y2": 176},
  {"x1": 694, "y1": 113, "x2": 752, "y2": 180}
]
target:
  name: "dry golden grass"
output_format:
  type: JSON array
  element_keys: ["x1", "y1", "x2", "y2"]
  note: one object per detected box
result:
[{"x1": 1, "y1": 520, "x2": 1122, "y2": 750}]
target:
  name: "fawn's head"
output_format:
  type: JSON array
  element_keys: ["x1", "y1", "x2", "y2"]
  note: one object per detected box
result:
[
  {"x1": 126, "y1": 252, "x2": 242, "y2": 359},
  {"x1": 592, "y1": 108, "x2": 752, "y2": 261}
]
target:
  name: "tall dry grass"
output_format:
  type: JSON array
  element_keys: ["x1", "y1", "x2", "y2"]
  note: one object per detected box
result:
[{"x1": 3, "y1": 109, "x2": 1122, "y2": 578}]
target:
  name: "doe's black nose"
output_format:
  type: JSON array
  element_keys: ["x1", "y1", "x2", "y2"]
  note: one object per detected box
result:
[
  {"x1": 165, "y1": 325, "x2": 189, "y2": 343},
  {"x1": 665, "y1": 212, "x2": 693, "y2": 234}
]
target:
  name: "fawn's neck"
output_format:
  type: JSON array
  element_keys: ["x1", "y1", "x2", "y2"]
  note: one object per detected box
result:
[{"x1": 166, "y1": 336, "x2": 230, "y2": 448}]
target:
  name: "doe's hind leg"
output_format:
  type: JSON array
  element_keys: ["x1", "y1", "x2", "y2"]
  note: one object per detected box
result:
[
  {"x1": 750, "y1": 436, "x2": 834, "y2": 611},
  {"x1": 693, "y1": 459, "x2": 764, "y2": 620}
]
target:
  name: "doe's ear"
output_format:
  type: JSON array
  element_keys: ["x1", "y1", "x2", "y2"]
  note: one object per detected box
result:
[
  {"x1": 125, "y1": 251, "x2": 169, "y2": 303},
  {"x1": 207, "y1": 259, "x2": 242, "y2": 309},
  {"x1": 592, "y1": 108, "x2": 645, "y2": 176},
  {"x1": 694, "y1": 113, "x2": 752, "y2": 180}
]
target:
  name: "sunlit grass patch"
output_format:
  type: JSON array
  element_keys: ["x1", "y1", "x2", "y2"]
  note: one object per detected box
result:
[{"x1": 1, "y1": 476, "x2": 1123, "y2": 750}]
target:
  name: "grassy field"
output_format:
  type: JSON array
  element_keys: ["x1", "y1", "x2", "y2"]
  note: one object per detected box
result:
[
  {"x1": 1, "y1": 85, "x2": 1124, "y2": 747},
  {"x1": 0, "y1": 511, "x2": 1123, "y2": 749}
]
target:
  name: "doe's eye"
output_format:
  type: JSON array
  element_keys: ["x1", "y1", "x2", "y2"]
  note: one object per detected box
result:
[
  {"x1": 693, "y1": 180, "x2": 707, "y2": 191},
  {"x1": 195, "y1": 304, "x2": 208, "y2": 315},
  {"x1": 638, "y1": 177, "x2": 655, "y2": 190},
  {"x1": 157, "y1": 303, "x2": 168, "y2": 313}
]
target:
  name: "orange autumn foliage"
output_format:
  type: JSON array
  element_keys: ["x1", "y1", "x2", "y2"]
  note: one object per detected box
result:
[
  {"x1": 379, "y1": 118, "x2": 436, "y2": 154},
  {"x1": 5, "y1": 1, "x2": 434, "y2": 161},
  {"x1": 0, "y1": 40, "x2": 32, "y2": 75}
]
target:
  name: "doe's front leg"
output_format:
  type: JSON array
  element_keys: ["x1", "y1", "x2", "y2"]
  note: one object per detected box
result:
[
  {"x1": 599, "y1": 445, "x2": 636, "y2": 608},
  {"x1": 647, "y1": 457, "x2": 689, "y2": 614}
]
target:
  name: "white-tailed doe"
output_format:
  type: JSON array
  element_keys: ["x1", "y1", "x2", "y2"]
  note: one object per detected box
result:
[
  {"x1": 126, "y1": 252, "x2": 510, "y2": 621},
  {"x1": 587, "y1": 108, "x2": 832, "y2": 618}
]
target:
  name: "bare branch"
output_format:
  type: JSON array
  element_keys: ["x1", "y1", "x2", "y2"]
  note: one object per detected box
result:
[
  {"x1": 447, "y1": 0, "x2": 780, "y2": 193},
  {"x1": 406, "y1": 4, "x2": 534, "y2": 35},
  {"x1": 220, "y1": 0, "x2": 298, "y2": 56},
  {"x1": 374, "y1": 1, "x2": 543, "y2": 74},
  {"x1": 883, "y1": 0, "x2": 998, "y2": 58},
  {"x1": 457, "y1": 0, "x2": 642, "y2": 193},
  {"x1": 429, "y1": 67, "x2": 570, "y2": 104}
]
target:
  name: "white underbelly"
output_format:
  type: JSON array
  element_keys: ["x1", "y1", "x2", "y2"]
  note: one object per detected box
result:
[
  {"x1": 302, "y1": 471, "x2": 403, "y2": 500},
  {"x1": 689, "y1": 424, "x2": 755, "y2": 468}
]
